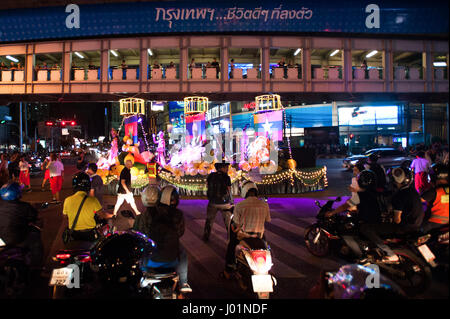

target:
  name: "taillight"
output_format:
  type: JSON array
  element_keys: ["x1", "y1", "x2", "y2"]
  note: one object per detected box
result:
[
  {"x1": 56, "y1": 253, "x2": 71, "y2": 260},
  {"x1": 250, "y1": 250, "x2": 271, "y2": 274},
  {"x1": 416, "y1": 234, "x2": 431, "y2": 246}
]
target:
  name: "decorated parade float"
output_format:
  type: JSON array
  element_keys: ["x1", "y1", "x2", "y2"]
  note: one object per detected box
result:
[{"x1": 99, "y1": 95, "x2": 327, "y2": 196}]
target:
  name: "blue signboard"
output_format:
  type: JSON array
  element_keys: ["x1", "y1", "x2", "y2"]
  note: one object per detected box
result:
[
  {"x1": 0, "y1": 0, "x2": 448, "y2": 43},
  {"x1": 285, "y1": 106, "x2": 333, "y2": 128}
]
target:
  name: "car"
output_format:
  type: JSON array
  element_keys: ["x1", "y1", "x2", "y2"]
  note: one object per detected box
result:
[{"x1": 342, "y1": 148, "x2": 414, "y2": 170}]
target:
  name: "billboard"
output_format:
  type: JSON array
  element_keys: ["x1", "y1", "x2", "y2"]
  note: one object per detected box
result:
[
  {"x1": 0, "y1": 0, "x2": 447, "y2": 43},
  {"x1": 338, "y1": 106, "x2": 399, "y2": 126}
]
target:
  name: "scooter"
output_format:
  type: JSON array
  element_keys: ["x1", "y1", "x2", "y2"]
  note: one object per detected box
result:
[{"x1": 226, "y1": 214, "x2": 277, "y2": 299}]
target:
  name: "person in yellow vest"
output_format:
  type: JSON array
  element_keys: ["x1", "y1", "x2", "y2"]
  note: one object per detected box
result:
[{"x1": 421, "y1": 163, "x2": 449, "y2": 233}]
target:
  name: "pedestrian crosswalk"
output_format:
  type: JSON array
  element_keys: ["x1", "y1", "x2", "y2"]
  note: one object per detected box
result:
[{"x1": 181, "y1": 208, "x2": 342, "y2": 284}]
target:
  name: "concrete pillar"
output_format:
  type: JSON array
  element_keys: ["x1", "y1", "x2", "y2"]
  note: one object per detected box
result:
[
  {"x1": 261, "y1": 38, "x2": 270, "y2": 92},
  {"x1": 343, "y1": 39, "x2": 352, "y2": 91},
  {"x1": 100, "y1": 40, "x2": 110, "y2": 84}
]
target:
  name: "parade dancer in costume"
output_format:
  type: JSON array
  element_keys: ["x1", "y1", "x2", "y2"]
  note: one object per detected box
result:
[
  {"x1": 109, "y1": 128, "x2": 119, "y2": 165},
  {"x1": 153, "y1": 131, "x2": 166, "y2": 166}
]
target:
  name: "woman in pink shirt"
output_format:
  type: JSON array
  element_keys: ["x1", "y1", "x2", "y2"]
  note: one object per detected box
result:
[{"x1": 410, "y1": 151, "x2": 431, "y2": 194}]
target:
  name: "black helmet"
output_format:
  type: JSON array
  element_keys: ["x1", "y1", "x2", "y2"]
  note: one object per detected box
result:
[
  {"x1": 72, "y1": 172, "x2": 91, "y2": 192},
  {"x1": 91, "y1": 231, "x2": 156, "y2": 291},
  {"x1": 391, "y1": 167, "x2": 413, "y2": 189},
  {"x1": 430, "y1": 163, "x2": 449, "y2": 184},
  {"x1": 357, "y1": 170, "x2": 377, "y2": 191}
]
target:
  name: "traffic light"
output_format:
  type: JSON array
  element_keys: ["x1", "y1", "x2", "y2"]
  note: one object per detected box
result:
[
  {"x1": 61, "y1": 121, "x2": 66, "y2": 126},
  {"x1": 349, "y1": 133, "x2": 354, "y2": 140},
  {"x1": 70, "y1": 121, "x2": 76, "y2": 126}
]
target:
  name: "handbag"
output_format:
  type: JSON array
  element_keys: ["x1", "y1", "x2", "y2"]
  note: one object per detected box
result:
[{"x1": 62, "y1": 195, "x2": 88, "y2": 244}]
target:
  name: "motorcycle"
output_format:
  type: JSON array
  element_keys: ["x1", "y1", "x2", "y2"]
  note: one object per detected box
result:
[
  {"x1": 0, "y1": 203, "x2": 48, "y2": 298},
  {"x1": 304, "y1": 197, "x2": 432, "y2": 296},
  {"x1": 49, "y1": 215, "x2": 112, "y2": 299},
  {"x1": 224, "y1": 212, "x2": 277, "y2": 299}
]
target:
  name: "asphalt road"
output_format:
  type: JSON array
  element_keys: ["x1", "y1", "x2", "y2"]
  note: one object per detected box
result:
[{"x1": 17, "y1": 158, "x2": 448, "y2": 299}]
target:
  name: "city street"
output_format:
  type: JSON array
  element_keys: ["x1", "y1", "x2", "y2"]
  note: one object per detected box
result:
[{"x1": 19, "y1": 158, "x2": 448, "y2": 299}]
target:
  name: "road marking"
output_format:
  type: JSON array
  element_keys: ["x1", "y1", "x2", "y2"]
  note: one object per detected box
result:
[{"x1": 270, "y1": 218, "x2": 307, "y2": 236}]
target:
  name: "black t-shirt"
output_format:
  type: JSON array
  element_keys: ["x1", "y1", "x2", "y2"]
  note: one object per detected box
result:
[
  {"x1": 207, "y1": 172, "x2": 232, "y2": 204},
  {"x1": 369, "y1": 163, "x2": 387, "y2": 189},
  {"x1": 117, "y1": 167, "x2": 131, "y2": 194},
  {"x1": 90, "y1": 174, "x2": 104, "y2": 205},
  {"x1": 357, "y1": 191, "x2": 382, "y2": 224},
  {"x1": 392, "y1": 186, "x2": 424, "y2": 228}
]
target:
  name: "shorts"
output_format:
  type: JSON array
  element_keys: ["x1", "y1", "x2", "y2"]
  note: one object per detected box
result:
[
  {"x1": 50, "y1": 176, "x2": 63, "y2": 194},
  {"x1": 44, "y1": 170, "x2": 50, "y2": 180}
]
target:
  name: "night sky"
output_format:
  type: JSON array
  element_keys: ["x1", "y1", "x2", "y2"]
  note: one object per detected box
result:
[{"x1": 49, "y1": 102, "x2": 108, "y2": 138}]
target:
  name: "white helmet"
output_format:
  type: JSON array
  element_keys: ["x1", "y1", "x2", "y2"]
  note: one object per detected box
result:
[
  {"x1": 241, "y1": 181, "x2": 258, "y2": 198},
  {"x1": 160, "y1": 185, "x2": 179, "y2": 207},
  {"x1": 141, "y1": 185, "x2": 160, "y2": 207}
]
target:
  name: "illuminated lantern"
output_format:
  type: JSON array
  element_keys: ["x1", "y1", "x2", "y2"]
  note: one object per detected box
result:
[
  {"x1": 287, "y1": 159, "x2": 297, "y2": 169},
  {"x1": 139, "y1": 169, "x2": 145, "y2": 175},
  {"x1": 198, "y1": 168, "x2": 208, "y2": 176}
]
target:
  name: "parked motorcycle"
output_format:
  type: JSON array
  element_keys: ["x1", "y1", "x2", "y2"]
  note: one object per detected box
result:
[{"x1": 304, "y1": 197, "x2": 432, "y2": 296}]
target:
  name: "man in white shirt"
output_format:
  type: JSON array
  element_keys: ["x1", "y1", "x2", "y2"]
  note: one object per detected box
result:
[
  {"x1": 410, "y1": 151, "x2": 431, "y2": 194},
  {"x1": 47, "y1": 153, "x2": 64, "y2": 204}
]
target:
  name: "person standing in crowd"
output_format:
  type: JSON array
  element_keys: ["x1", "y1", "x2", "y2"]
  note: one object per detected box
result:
[
  {"x1": 47, "y1": 153, "x2": 64, "y2": 204},
  {"x1": 8, "y1": 153, "x2": 20, "y2": 183},
  {"x1": 19, "y1": 155, "x2": 31, "y2": 192},
  {"x1": 229, "y1": 58, "x2": 235, "y2": 79},
  {"x1": 41, "y1": 156, "x2": 50, "y2": 191},
  {"x1": 121, "y1": 59, "x2": 127, "y2": 69},
  {"x1": 76, "y1": 150, "x2": 87, "y2": 171},
  {"x1": 189, "y1": 58, "x2": 195, "y2": 78},
  {"x1": 0, "y1": 154, "x2": 9, "y2": 186},
  {"x1": 410, "y1": 151, "x2": 431, "y2": 194},
  {"x1": 203, "y1": 163, "x2": 233, "y2": 242},
  {"x1": 211, "y1": 58, "x2": 220, "y2": 79},
  {"x1": 86, "y1": 163, "x2": 104, "y2": 208},
  {"x1": 113, "y1": 158, "x2": 142, "y2": 217}
]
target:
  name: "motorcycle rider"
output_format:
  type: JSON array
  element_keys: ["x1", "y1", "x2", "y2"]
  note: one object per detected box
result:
[
  {"x1": 421, "y1": 163, "x2": 449, "y2": 233},
  {"x1": 360, "y1": 167, "x2": 425, "y2": 262},
  {"x1": 203, "y1": 162, "x2": 233, "y2": 242},
  {"x1": 62, "y1": 172, "x2": 111, "y2": 242},
  {"x1": 222, "y1": 181, "x2": 270, "y2": 279},
  {"x1": 365, "y1": 153, "x2": 387, "y2": 192},
  {"x1": 0, "y1": 182, "x2": 43, "y2": 270},
  {"x1": 135, "y1": 185, "x2": 192, "y2": 293},
  {"x1": 325, "y1": 170, "x2": 382, "y2": 225}
]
